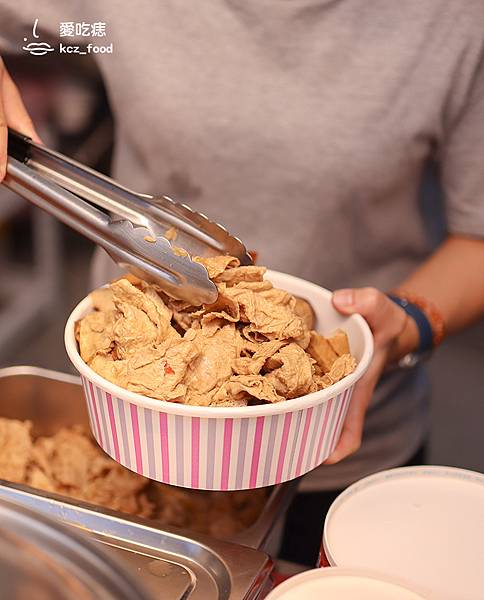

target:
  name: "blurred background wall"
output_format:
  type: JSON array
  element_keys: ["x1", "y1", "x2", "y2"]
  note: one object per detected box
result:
[{"x1": 0, "y1": 54, "x2": 482, "y2": 473}]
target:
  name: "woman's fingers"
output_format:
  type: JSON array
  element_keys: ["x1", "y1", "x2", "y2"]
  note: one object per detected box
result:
[
  {"x1": 0, "y1": 58, "x2": 41, "y2": 182},
  {"x1": 324, "y1": 287, "x2": 411, "y2": 465},
  {"x1": 333, "y1": 287, "x2": 407, "y2": 346},
  {"x1": 323, "y1": 382, "x2": 368, "y2": 464},
  {"x1": 1, "y1": 64, "x2": 41, "y2": 142},
  {"x1": 0, "y1": 62, "x2": 7, "y2": 181},
  {"x1": 324, "y1": 350, "x2": 386, "y2": 464}
]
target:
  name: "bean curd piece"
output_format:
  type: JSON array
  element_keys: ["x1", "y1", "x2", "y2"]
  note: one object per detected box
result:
[
  {"x1": 294, "y1": 296, "x2": 316, "y2": 330},
  {"x1": 319, "y1": 354, "x2": 357, "y2": 388},
  {"x1": 214, "y1": 265, "x2": 267, "y2": 286},
  {"x1": 264, "y1": 344, "x2": 315, "y2": 399},
  {"x1": 307, "y1": 331, "x2": 338, "y2": 373},
  {"x1": 78, "y1": 310, "x2": 116, "y2": 363},
  {"x1": 327, "y1": 329, "x2": 351, "y2": 357},
  {"x1": 0, "y1": 418, "x2": 32, "y2": 483},
  {"x1": 164, "y1": 226, "x2": 178, "y2": 241}
]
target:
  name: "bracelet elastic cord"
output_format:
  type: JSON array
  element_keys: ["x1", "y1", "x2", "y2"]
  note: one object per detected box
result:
[
  {"x1": 387, "y1": 294, "x2": 434, "y2": 354},
  {"x1": 395, "y1": 290, "x2": 445, "y2": 347}
]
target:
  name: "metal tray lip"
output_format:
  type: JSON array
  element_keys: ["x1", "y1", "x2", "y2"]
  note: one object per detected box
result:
[
  {"x1": 0, "y1": 478, "x2": 226, "y2": 551},
  {"x1": 0, "y1": 476, "x2": 257, "y2": 558},
  {"x1": 0, "y1": 364, "x2": 80, "y2": 385},
  {"x1": 0, "y1": 365, "x2": 295, "y2": 549}
]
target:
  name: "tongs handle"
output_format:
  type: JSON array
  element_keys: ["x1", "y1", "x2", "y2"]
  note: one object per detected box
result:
[
  {"x1": 7, "y1": 128, "x2": 153, "y2": 227},
  {"x1": 6, "y1": 129, "x2": 226, "y2": 249},
  {"x1": 4, "y1": 153, "x2": 110, "y2": 237},
  {"x1": 3, "y1": 130, "x2": 219, "y2": 302},
  {"x1": 5, "y1": 129, "x2": 170, "y2": 261},
  {"x1": 4, "y1": 132, "x2": 138, "y2": 264},
  {"x1": 4, "y1": 156, "x2": 135, "y2": 263}
]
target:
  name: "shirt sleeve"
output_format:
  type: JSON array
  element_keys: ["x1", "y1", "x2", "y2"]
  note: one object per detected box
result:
[{"x1": 440, "y1": 45, "x2": 484, "y2": 239}]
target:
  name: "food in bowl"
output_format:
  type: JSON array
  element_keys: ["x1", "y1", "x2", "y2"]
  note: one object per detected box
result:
[
  {"x1": 76, "y1": 255, "x2": 357, "y2": 407},
  {"x1": 0, "y1": 416, "x2": 268, "y2": 537}
]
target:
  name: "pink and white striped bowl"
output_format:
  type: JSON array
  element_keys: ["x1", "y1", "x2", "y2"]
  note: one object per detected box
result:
[{"x1": 65, "y1": 271, "x2": 373, "y2": 490}]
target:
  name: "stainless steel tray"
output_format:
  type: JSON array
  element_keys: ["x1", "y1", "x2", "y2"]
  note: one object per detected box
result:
[
  {"x1": 0, "y1": 482, "x2": 273, "y2": 599},
  {"x1": 0, "y1": 366, "x2": 296, "y2": 552}
]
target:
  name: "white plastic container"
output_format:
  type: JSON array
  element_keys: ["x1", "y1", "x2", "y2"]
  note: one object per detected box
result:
[
  {"x1": 265, "y1": 567, "x2": 428, "y2": 600},
  {"x1": 323, "y1": 466, "x2": 484, "y2": 600},
  {"x1": 65, "y1": 270, "x2": 373, "y2": 490}
]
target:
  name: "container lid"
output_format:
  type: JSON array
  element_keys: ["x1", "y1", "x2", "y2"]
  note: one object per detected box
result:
[
  {"x1": 0, "y1": 497, "x2": 150, "y2": 600},
  {"x1": 324, "y1": 466, "x2": 484, "y2": 600},
  {"x1": 265, "y1": 567, "x2": 427, "y2": 599}
]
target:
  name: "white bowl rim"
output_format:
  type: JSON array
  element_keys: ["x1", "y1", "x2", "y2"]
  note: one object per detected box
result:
[
  {"x1": 264, "y1": 566, "x2": 429, "y2": 599},
  {"x1": 65, "y1": 270, "x2": 374, "y2": 418}
]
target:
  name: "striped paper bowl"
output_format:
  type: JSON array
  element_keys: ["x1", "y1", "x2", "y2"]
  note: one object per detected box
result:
[{"x1": 65, "y1": 271, "x2": 373, "y2": 490}]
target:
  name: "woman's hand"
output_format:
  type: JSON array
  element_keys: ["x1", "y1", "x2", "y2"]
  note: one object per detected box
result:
[
  {"x1": 324, "y1": 287, "x2": 419, "y2": 465},
  {"x1": 0, "y1": 57, "x2": 41, "y2": 181}
]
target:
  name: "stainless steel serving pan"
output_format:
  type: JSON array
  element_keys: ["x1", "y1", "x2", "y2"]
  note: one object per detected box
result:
[{"x1": 0, "y1": 482, "x2": 273, "y2": 600}]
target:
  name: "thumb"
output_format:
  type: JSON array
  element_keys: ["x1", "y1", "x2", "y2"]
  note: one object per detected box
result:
[
  {"x1": 332, "y1": 287, "x2": 407, "y2": 343},
  {"x1": 332, "y1": 289, "x2": 357, "y2": 314},
  {"x1": 333, "y1": 287, "x2": 387, "y2": 320}
]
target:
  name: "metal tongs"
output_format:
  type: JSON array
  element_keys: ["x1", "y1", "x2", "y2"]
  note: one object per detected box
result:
[{"x1": 3, "y1": 129, "x2": 252, "y2": 304}]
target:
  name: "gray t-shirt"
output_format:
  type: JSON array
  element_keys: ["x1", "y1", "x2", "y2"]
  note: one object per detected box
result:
[{"x1": 2, "y1": 1, "x2": 484, "y2": 490}]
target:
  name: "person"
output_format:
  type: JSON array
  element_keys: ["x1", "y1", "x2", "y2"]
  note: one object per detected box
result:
[{"x1": 1, "y1": 1, "x2": 484, "y2": 565}]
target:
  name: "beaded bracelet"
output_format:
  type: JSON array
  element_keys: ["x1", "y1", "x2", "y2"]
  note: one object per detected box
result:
[{"x1": 389, "y1": 291, "x2": 445, "y2": 349}]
